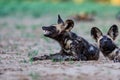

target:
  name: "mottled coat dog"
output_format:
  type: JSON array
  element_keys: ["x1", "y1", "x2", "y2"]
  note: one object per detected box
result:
[
  {"x1": 91, "y1": 25, "x2": 120, "y2": 62},
  {"x1": 33, "y1": 15, "x2": 99, "y2": 61}
]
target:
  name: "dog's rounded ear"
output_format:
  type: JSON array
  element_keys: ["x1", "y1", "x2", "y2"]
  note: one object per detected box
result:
[
  {"x1": 64, "y1": 19, "x2": 74, "y2": 31},
  {"x1": 107, "y1": 24, "x2": 119, "y2": 40},
  {"x1": 58, "y1": 14, "x2": 64, "y2": 24},
  {"x1": 91, "y1": 27, "x2": 103, "y2": 42}
]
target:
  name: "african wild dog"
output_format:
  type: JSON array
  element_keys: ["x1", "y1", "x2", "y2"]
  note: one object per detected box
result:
[
  {"x1": 32, "y1": 15, "x2": 99, "y2": 61},
  {"x1": 72, "y1": 11, "x2": 95, "y2": 22},
  {"x1": 91, "y1": 25, "x2": 120, "y2": 62}
]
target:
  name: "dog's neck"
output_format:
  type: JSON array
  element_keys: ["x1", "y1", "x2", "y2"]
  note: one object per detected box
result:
[
  {"x1": 54, "y1": 32, "x2": 70, "y2": 41},
  {"x1": 54, "y1": 32, "x2": 77, "y2": 50}
]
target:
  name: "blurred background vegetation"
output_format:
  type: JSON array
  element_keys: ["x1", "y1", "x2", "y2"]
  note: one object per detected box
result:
[{"x1": 0, "y1": 0, "x2": 119, "y2": 18}]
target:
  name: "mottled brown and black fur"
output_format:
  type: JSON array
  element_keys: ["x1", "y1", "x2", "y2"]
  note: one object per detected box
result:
[
  {"x1": 32, "y1": 15, "x2": 99, "y2": 61},
  {"x1": 91, "y1": 25, "x2": 120, "y2": 62}
]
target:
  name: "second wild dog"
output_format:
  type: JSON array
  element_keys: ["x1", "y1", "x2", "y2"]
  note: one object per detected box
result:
[{"x1": 91, "y1": 25, "x2": 120, "y2": 62}]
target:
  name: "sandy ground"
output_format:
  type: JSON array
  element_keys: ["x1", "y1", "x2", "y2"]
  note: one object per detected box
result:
[{"x1": 0, "y1": 16, "x2": 120, "y2": 80}]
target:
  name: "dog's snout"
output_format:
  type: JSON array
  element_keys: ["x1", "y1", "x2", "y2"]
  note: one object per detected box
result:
[
  {"x1": 42, "y1": 26, "x2": 49, "y2": 30},
  {"x1": 42, "y1": 26, "x2": 45, "y2": 29},
  {"x1": 103, "y1": 39, "x2": 107, "y2": 43}
]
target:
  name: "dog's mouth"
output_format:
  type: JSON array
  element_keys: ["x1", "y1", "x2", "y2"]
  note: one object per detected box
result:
[
  {"x1": 42, "y1": 27, "x2": 52, "y2": 36},
  {"x1": 43, "y1": 30, "x2": 51, "y2": 35}
]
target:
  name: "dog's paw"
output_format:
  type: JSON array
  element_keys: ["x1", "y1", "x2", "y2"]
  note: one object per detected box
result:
[{"x1": 113, "y1": 57, "x2": 120, "y2": 63}]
